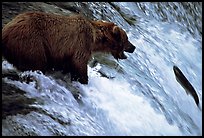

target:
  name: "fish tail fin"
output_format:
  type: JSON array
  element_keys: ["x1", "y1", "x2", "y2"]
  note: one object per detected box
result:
[{"x1": 197, "y1": 103, "x2": 202, "y2": 111}]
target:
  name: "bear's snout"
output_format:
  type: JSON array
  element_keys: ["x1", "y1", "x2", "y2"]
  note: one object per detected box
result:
[{"x1": 124, "y1": 41, "x2": 135, "y2": 53}]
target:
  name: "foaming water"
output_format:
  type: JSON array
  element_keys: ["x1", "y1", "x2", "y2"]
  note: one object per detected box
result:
[
  {"x1": 2, "y1": 2, "x2": 202, "y2": 136},
  {"x1": 78, "y1": 67, "x2": 182, "y2": 136}
]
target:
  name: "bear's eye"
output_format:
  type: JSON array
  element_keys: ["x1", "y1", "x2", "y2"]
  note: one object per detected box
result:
[{"x1": 121, "y1": 34, "x2": 128, "y2": 44}]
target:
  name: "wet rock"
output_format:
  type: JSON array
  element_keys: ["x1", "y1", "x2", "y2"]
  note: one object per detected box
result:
[{"x1": 2, "y1": 80, "x2": 37, "y2": 119}]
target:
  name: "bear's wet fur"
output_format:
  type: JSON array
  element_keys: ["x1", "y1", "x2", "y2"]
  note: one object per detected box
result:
[{"x1": 2, "y1": 11, "x2": 135, "y2": 84}]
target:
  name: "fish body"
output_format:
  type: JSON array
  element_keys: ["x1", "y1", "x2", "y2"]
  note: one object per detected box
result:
[{"x1": 173, "y1": 65, "x2": 199, "y2": 106}]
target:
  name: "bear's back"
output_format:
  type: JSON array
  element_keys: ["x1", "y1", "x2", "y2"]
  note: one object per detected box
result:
[{"x1": 3, "y1": 12, "x2": 92, "y2": 32}]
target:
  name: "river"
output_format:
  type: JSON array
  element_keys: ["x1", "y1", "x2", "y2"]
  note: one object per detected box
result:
[{"x1": 2, "y1": 2, "x2": 202, "y2": 136}]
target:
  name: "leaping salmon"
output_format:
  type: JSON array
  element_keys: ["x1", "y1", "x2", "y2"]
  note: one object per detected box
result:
[{"x1": 173, "y1": 65, "x2": 199, "y2": 107}]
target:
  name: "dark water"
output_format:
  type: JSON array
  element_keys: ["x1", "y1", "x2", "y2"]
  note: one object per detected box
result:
[{"x1": 2, "y1": 2, "x2": 202, "y2": 136}]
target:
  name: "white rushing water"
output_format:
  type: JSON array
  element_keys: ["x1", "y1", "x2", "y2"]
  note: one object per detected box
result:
[{"x1": 2, "y1": 2, "x2": 202, "y2": 136}]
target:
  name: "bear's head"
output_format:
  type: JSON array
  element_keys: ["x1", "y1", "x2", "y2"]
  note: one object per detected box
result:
[{"x1": 93, "y1": 20, "x2": 136, "y2": 60}]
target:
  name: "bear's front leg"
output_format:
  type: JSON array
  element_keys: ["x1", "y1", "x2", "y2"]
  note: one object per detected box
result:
[{"x1": 71, "y1": 60, "x2": 88, "y2": 84}]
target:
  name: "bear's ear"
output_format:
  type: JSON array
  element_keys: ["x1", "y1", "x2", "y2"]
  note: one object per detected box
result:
[{"x1": 113, "y1": 26, "x2": 121, "y2": 40}]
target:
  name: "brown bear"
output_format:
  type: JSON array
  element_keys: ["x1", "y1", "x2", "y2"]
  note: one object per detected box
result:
[{"x1": 2, "y1": 11, "x2": 135, "y2": 84}]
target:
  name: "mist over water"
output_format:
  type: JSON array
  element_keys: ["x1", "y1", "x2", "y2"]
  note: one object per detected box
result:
[{"x1": 2, "y1": 2, "x2": 202, "y2": 136}]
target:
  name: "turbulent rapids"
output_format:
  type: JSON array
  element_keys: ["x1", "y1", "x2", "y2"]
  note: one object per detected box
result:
[{"x1": 2, "y1": 2, "x2": 202, "y2": 136}]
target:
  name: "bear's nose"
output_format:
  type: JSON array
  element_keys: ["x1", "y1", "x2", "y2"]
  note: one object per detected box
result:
[{"x1": 124, "y1": 42, "x2": 136, "y2": 53}]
